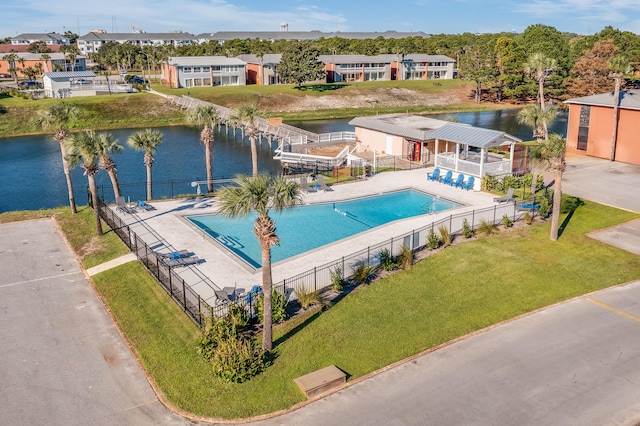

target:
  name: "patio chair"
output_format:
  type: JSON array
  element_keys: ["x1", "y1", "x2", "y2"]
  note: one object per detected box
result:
[
  {"x1": 162, "y1": 255, "x2": 200, "y2": 268},
  {"x1": 516, "y1": 199, "x2": 540, "y2": 212},
  {"x1": 493, "y1": 187, "x2": 515, "y2": 203},
  {"x1": 215, "y1": 289, "x2": 235, "y2": 304},
  {"x1": 427, "y1": 168, "x2": 440, "y2": 181},
  {"x1": 318, "y1": 175, "x2": 332, "y2": 192},
  {"x1": 439, "y1": 170, "x2": 453, "y2": 184},
  {"x1": 300, "y1": 176, "x2": 312, "y2": 193},
  {"x1": 137, "y1": 200, "x2": 154, "y2": 211},
  {"x1": 452, "y1": 174, "x2": 465, "y2": 188},
  {"x1": 461, "y1": 176, "x2": 475, "y2": 191},
  {"x1": 116, "y1": 196, "x2": 136, "y2": 213},
  {"x1": 157, "y1": 249, "x2": 192, "y2": 259}
]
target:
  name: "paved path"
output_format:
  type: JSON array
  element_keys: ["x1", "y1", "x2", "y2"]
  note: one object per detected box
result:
[
  {"x1": 253, "y1": 281, "x2": 640, "y2": 426},
  {"x1": 0, "y1": 220, "x2": 191, "y2": 426}
]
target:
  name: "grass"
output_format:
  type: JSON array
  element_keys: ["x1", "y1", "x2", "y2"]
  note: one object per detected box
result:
[{"x1": 4, "y1": 199, "x2": 638, "y2": 419}]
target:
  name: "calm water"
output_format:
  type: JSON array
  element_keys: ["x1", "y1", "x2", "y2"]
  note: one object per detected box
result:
[
  {"x1": 0, "y1": 109, "x2": 568, "y2": 213},
  {"x1": 187, "y1": 189, "x2": 460, "y2": 268}
]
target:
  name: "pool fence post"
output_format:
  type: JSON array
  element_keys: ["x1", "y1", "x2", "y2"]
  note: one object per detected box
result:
[
  {"x1": 341, "y1": 257, "x2": 345, "y2": 279},
  {"x1": 493, "y1": 205, "x2": 497, "y2": 225},
  {"x1": 390, "y1": 237, "x2": 393, "y2": 256},
  {"x1": 449, "y1": 214, "x2": 452, "y2": 230},
  {"x1": 367, "y1": 247, "x2": 370, "y2": 267},
  {"x1": 472, "y1": 210, "x2": 475, "y2": 229},
  {"x1": 197, "y1": 296, "x2": 202, "y2": 327},
  {"x1": 314, "y1": 268, "x2": 317, "y2": 291},
  {"x1": 182, "y1": 280, "x2": 187, "y2": 312}
]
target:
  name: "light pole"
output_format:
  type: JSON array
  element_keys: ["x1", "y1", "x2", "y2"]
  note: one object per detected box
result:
[{"x1": 140, "y1": 50, "x2": 151, "y2": 86}]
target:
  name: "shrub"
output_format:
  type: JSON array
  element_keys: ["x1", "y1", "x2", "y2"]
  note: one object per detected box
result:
[
  {"x1": 330, "y1": 266, "x2": 345, "y2": 292},
  {"x1": 502, "y1": 214, "x2": 513, "y2": 228},
  {"x1": 196, "y1": 316, "x2": 238, "y2": 360},
  {"x1": 256, "y1": 291, "x2": 287, "y2": 324},
  {"x1": 427, "y1": 227, "x2": 441, "y2": 249},
  {"x1": 351, "y1": 262, "x2": 377, "y2": 285},
  {"x1": 524, "y1": 210, "x2": 533, "y2": 225},
  {"x1": 438, "y1": 224, "x2": 452, "y2": 247},
  {"x1": 295, "y1": 286, "x2": 321, "y2": 310},
  {"x1": 462, "y1": 218, "x2": 475, "y2": 238},
  {"x1": 210, "y1": 336, "x2": 267, "y2": 383},
  {"x1": 398, "y1": 244, "x2": 414, "y2": 270},
  {"x1": 537, "y1": 192, "x2": 552, "y2": 218},
  {"x1": 379, "y1": 248, "x2": 397, "y2": 271},
  {"x1": 561, "y1": 196, "x2": 585, "y2": 213},
  {"x1": 481, "y1": 174, "x2": 499, "y2": 191},
  {"x1": 477, "y1": 219, "x2": 499, "y2": 236},
  {"x1": 227, "y1": 304, "x2": 249, "y2": 329}
]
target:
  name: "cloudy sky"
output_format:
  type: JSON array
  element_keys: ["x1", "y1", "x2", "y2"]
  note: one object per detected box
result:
[{"x1": 3, "y1": 0, "x2": 640, "y2": 38}]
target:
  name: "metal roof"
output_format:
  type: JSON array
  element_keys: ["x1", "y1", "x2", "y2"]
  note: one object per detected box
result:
[
  {"x1": 236, "y1": 53, "x2": 282, "y2": 64},
  {"x1": 349, "y1": 113, "x2": 520, "y2": 147},
  {"x1": 318, "y1": 53, "x2": 454, "y2": 65},
  {"x1": 428, "y1": 123, "x2": 521, "y2": 148},
  {"x1": 43, "y1": 71, "x2": 96, "y2": 78},
  {"x1": 564, "y1": 90, "x2": 640, "y2": 111},
  {"x1": 78, "y1": 32, "x2": 196, "y2": 42}
]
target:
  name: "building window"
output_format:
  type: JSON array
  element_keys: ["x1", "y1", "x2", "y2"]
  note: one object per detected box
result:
[
  {"x1": 577, "y1": 105, "x2": 590, "y2": 151},
  {"x1": 193, "y1": 67, "x2": 201, "y2": 73},
  {"x1": 183, "y1": 67, "x2": 192, "y2": 73},
  {"x1": 202, "y1": 66, "x2": 210, "y2": 72}
]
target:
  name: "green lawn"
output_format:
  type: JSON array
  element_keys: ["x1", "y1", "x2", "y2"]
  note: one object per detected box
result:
[{"x1": 44, "y1": 200, "x2": 640, "y2": 419}]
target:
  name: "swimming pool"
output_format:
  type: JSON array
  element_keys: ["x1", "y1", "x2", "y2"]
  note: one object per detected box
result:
[{"x1": 186, "y1": 189, "x2": 461, "y2": 268}]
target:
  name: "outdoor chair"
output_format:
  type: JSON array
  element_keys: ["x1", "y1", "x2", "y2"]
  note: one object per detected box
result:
[
  {"x1": 452, "y1": 174, "x2": 465, "y2": 188},
  {"x1": 493, "y1": 187, "x2": 515, "y2": 203},
  {"x1": 461, "y1": 176, "x2": 475, "y2": 191},
  {"x1": 439, "y1": 170, "x2": 453, "y2": 185},
  {"x1": 516, "y1": 199, "x2": 540, "y2": 212},
  {"x1": 162, "y1": 255, "x2": 200, "y2": 268},
  {"x1": 157, "y1": 249, "x2": 192, "y2": 259},
  {"x1": 427, "y1": 168, "x2": 440, "y2": 181},
  {"x1": 318, "y1": 175, "x2": 332, "y2": 192},
  {"x1": 116, "y1": 196, "x2": 136, "y2": 213},
  {"x1": 215, "y1": 289, "x2": 235, "y2": 304},
  {"x1": 300, "y1": 176, "x2": 313, "y2": 193},
  {"x1": 137, "y1": 200, "x2": 154, "y2": 211}
]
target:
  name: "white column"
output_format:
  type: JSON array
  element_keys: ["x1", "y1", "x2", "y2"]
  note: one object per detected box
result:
[
  {"x1": 480, "y1": 147, "x2": 486, "y2": 177},
  {"x1": 509, "y1": 142, "x2": 515, "y2": 174}
]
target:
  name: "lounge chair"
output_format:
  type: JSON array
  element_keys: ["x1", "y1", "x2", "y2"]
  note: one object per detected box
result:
[
  {"x1": 452, "y1": 174, "x2": 465, "y2": 188},
  {"x1": 116, "y1": 196, "x2": 136, "y2": 213},
  {"x1": 427, "y1": 168, "x2": 440, "y2": 181},
  {"x1": 493, "y1": 187, "x2": 515, "y2": 203},
  {"x1": 516, "y1": 199, "x2": 540, "y2": 212},
  {"x1": 215, "y1": 289, "x2": 237, "y2": 304},
  {"x1": 157, "y1": 249, "x2": 192, "y2": 259},
  {"x1": 137, "y1": 200, "x2": 154, "y2": 211},
  {"x1": 318, "y1": 175, "x2": 332, "y2": 192},
  {"x1": 439, "y1": 170, "x2": 453, "y2": 184},
  {"x1": 461, "y1": 176, "x2": 475, "y2": 191},
  {"x1": 162, "y1": 256, "x2": 200, "y2": 267},
  {"x1": 300, "y1": 176, "x2": 313, "y2": 193}
]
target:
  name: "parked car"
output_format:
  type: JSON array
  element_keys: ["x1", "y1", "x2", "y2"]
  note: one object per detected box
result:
[
  {"x1": 18, "y1": 81, "x2": 42, "y2": 89},
  {"x1": 73, "y1": 78, "x2": 93, "y2": 85},
  {"x1": 126, "y1": 75, "x2": 147, "y2": 84}
]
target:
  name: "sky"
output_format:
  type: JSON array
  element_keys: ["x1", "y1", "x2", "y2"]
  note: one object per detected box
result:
[{"x1": 3, "y1": 0, "x2": 640, "y2": 39}]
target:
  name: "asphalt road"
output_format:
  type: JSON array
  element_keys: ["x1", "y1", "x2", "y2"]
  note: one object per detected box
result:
[
  {"x1": 0, "y1": 220, "x2": 190, "y2": 426},
  {"x1": 254, "y1": 282, "x2": 640, "y2": 426}
]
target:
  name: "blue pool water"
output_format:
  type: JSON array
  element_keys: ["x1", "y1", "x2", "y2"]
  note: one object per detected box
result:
[{"x1": 186, "y1": 189, "x2": 461, "y2": 268}]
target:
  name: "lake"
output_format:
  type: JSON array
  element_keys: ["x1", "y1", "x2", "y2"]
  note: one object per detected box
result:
[{"x1": 0, "y1": 109, "x2": 567, "y2": 213}]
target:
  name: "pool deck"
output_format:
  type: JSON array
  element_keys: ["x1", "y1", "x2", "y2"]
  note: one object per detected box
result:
[{"x1": 112, "y1": 169, "x2": 504, "y2": 305}]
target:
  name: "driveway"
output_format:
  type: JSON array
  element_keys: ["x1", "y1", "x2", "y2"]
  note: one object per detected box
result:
[{"x1": 0, "y1": 220, "x2": 190, "y2": 426}]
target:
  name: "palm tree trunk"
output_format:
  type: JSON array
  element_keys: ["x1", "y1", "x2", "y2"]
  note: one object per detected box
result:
[
  {"x1": 550, "y1": 170, "x2": 562, "y2": 241},
  {"x1": 250, "y1": 136, "x2": 258, "y2": 177},
  {"x1": 261, "y1": 244, "x2": 273, "y2": 352},
  {"x1": 88, "y1": 175, "x2": 103, "y2": 235},
  {"x1": 106, "y1": 168, "x2": 121, "y2": 199},
  {"x1": 146, "y1": 163, "x2": 153, "y2": 201},
  {"x1": 205, "y1": 141, "x2": 214, "y2": 193},
  {"x1": 59, "y1": 143, "x2": 77, "y2": 214},
  {"x1": 610, "y1": 77, "x2": 621, "y2": 161}
]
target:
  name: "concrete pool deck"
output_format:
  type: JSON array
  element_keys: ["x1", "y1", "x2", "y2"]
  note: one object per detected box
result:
[{"x1": 110, "y1": 169, "x2": 515, "y2": 305}]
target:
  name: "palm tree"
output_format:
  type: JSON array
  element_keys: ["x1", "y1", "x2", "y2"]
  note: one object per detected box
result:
[
  {"x1": 216, "y1": 174, "x2": 302, "y2": 351},
  {"x1": 524, "y1": 52, "x2": 557, "y2": 110},
  {"x1": 3, "y1": 53, "x2": 18, "y2": 83},
  {"x1": 32, "y1": 103, "x2": 80, "y2": 214},
  {"x1": 94, "y1": 132, "x2": 123, "y2": 200},
  {"x1": 40, "y1": 53, "x2": 50, "y2": 73},
  {"x1": 607, "y1": 55, "x2": 631, "y2": 161},
  {"x1": 127, "y1": 128, "x2": 163, "y2": 200},
  {"x1": 186, "y1": 105, "x2": 219, "y2": 193},
  {"x1": 66, "y1": 131, "x2": 103, "y2": 235},
  {"x1": 530, "y1": 134, "x2": 567, "y2": 241},
  {"x1": 517, "y1": 104, "x2": 558, "y2": 195},
  {"x1": 231, "y1": 102, "x2": 260, "y2": 177}
]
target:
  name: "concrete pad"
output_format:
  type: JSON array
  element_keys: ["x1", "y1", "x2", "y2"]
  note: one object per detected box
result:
[
  {"x1": 87, "y1": 252, "x2": 137, "y2": 276},
  {"x1": 588, "y1": 218, "x2": 640, "y2": 255}
]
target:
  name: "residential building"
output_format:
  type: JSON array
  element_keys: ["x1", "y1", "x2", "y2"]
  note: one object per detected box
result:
[
  {"x1": 161, "y1": 56, "x2": 246, "y2": 88},
  {"x1": 565, "y1": 90, "x2": 640, "y2": 165},
  {"x1": 10, "y1": 33, "x2": 69, "y2": 46},
  {"x1": 197, "y1": 30, "x2": 429, "y2": 44},
  {"x1": 0, "y1": 52, "x2": 86, "y2": 78},
  {"x1": 236, "y1": 53, "x2": 282, "y2": 85},
  {"x1": 77, "y1": 30, "x2": 197, "y2": 55}
]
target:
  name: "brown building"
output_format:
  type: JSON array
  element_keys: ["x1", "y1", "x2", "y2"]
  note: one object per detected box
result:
[{"x1": 565, "y1": 90, "x2": 640, "y2": 165}]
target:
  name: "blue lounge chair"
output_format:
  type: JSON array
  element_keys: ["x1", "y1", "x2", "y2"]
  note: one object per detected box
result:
[
  {"x1": 137, "y1": 200, "x2": 154, "y2": 211},
  {"x1": 452, "y1": 174, "x2": 465, "y2": 188},
  {"x1": 439, "y1": 170, "x2": 453, "y2": 184},
  {"x1": 461, "y1": 176, "x2": 475, "y2": 190},
  {"x1": 427, "y1": 168, "x2": 440, "y2": 181}
]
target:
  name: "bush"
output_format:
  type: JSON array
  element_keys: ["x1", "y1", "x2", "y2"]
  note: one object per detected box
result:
[
  {"x1": 481, "y1": 174, "x2": 499, "y2": 191},
  {"x1": 227, "y1": 304, "x2": 249, "y2": 329},
  {"x1": 256, "y1": 291, "x2": 287, "y2": 324},
  {"x1": 502, "y1": 214, "x2": 513, "y2": 228},
  {"x1": 351, "y1": 262, "x2": 377, "y2": 285},
  {"x1": 427, "y1": 227, "x2": 441, "y2": 249},
  {"x1": 379, "y1": 248, "x2": 397, "y2": 271},
  {"x1": 398, "y1": 244, "x2": 413, "y2": 270},
  {"x1": 295, "y1": 286, "x2": 321, "y2": 310},
  {"x1": 210, "y1": 336, "x2": 267, "y2": 383},
  {"x1": 524, "y1": 210, "x2": 533, "y2": 225},
  {"x1": 330, "y1": 266, "x2": 345, "y2": 292},
  {"x1": 462, "y1": 218, "x2": 475, "y2": 238},
  {"x1": 196, "y1": 316, "x2": 238, "y2": 360},
  {"x1": 477, "y1": 219, "x2": 499, "y2": 236},
  {"x1": 561, "y1": 196, "x2": 585, "y2": 213},
  {"x1": 537, "y1": 192, "x2": 552, "y2": 218},
  {"x1": 438, "y1": 224, "x2": 452, "y2": 247}
]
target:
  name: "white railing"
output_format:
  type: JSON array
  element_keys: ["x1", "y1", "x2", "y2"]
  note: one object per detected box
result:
[
  {"x1": 276, "y1": 145, "x2": 350, "y2": 166},
  {"x1": 435, "y1": 152, "x2": 512, "y2": 177},
  {"x1": 318, "y1": 131, "x2": 357, "y2": 142}
]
